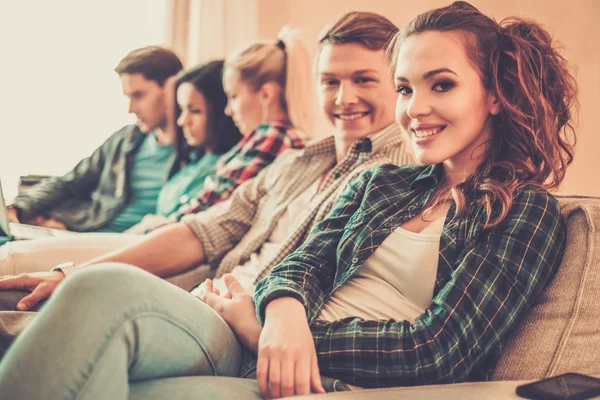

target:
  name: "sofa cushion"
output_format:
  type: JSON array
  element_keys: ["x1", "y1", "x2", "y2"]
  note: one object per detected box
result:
[{"x1": 492, "y1": 196, "x2": 600, "y2": 380}]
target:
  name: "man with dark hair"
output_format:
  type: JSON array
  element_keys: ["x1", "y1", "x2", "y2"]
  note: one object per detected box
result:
[
  {"x1": 114, "y1": 46, "x2": 184, "y2": 86},
  {"x1": 8, "y1": 46, "x2": 184, "y2": 232}
]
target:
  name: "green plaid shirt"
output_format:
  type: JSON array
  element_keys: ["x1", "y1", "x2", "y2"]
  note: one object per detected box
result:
[{"x1": 254, "y1": 163, "x2": 566, "y2": 388}]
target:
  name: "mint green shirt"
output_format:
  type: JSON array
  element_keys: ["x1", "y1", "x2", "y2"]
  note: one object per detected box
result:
[
  {"x1": 157, "y1": 152, "x2": 220, "y2": 216},
  {"x1": 93, "y1": 133, "x2": 173, "y2": 232}
]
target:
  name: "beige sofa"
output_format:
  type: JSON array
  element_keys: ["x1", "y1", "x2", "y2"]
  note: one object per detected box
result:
[{"x1": 2, "y1": 195, "x2": 600, "y2": 399}]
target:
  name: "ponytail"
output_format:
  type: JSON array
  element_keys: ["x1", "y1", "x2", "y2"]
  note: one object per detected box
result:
[{"x1": 224, "y1": 27, "x2": 315, "y2": 136}]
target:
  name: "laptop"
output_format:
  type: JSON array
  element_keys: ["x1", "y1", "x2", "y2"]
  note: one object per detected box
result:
[{"x1": 0, "y1": 178, "x2": 77, "y2": 241}]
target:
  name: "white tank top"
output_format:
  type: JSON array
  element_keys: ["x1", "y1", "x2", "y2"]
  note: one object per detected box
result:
[{"x1": 319, "y1": 217, "x2": 444, "y2": 323}]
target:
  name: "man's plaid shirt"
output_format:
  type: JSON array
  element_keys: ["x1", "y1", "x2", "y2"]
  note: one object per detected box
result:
[
  {"x1": 169, "y1": 121, "x2": 305, "y2": 221},
  {"x1": 182, "y1": 124, "x2": 414, "y2": 283},
  {"x1": 254, "y1": 163, "x2": 566, "y2": 388}
]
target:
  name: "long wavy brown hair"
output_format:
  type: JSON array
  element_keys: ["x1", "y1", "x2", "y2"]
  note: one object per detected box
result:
[{"x1": 390, "y1": 1, "x2": 578, "y2": 227}]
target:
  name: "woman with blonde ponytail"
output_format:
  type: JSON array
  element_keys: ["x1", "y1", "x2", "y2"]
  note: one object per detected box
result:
[{"x1": 222, "y1": 27, "x2": 314, "y2": 137}]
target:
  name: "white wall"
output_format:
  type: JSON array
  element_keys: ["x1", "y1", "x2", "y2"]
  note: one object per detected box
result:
[{"x1": 0, "y1": 0, "x2": 168, "y2": 201}]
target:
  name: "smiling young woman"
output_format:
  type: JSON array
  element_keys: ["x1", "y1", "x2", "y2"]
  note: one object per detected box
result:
[{"x1": 250, "y1": 0, "x2": 577, "y2": 392}]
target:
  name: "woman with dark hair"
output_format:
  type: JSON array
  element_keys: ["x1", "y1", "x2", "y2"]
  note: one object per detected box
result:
[{"x1": 156, "y1": 61, "x2": 242, "y2": 218}]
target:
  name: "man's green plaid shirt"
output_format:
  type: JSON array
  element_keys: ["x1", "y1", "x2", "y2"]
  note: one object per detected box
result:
[{"x1": 254, "y1": 163, "x2": 566, "y2": 388}]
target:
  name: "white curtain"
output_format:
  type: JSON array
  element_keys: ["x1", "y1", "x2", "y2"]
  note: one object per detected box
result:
[{"x1": 165, "y1": 0, "x2": 258, "y2": 67}]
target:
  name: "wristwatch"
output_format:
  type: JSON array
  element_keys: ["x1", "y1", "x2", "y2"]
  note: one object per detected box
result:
[{"x1": 51, "y1": 261, "x2": 77, "y2": 276}]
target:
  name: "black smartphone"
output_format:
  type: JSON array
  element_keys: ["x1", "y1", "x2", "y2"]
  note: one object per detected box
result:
[{"x1": 516, "y1": 372, "x2": 600, "y2": 400}]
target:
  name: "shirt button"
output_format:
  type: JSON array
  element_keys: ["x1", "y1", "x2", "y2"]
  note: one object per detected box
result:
[
  {"x1": 352, "y1": 257, "x2": 359, "y2": 264},
  {"x1": 384, "y1": 222, "x2": 390, "y2": 227}
]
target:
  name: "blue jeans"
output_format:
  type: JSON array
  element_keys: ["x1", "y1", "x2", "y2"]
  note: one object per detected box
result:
[{"x1": 0, "y1": 263, "x2": 243, "y2": 400}]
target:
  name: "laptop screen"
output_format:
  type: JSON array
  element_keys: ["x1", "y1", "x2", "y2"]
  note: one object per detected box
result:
[{"x1": 0, "y1": 179, "x2": 13, "y2": 237}]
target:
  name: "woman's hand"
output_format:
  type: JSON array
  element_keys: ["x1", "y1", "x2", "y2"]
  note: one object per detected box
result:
[
  {"x1": 257, "y1": 297, "x2": 325, "y2": 399},
  {"x1": 0, "y1": 271, "x2": 65, "y2": 310},
  {"x1": 202, "y1": 275, "x2": 263, "y2": 353}
]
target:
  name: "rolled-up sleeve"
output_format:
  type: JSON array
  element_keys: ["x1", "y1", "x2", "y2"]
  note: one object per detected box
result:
[{"x1": 181, "y1": 164, "x2": 273, "y2": 264}]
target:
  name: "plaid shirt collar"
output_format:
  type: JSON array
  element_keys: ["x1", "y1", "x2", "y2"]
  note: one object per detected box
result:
[
  {"x1": 300, "y1": 123, "x2": 403, "y2": 161},
  {"x1": 410, "y1": 163, "x2": 444, "y2": 189}
]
